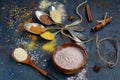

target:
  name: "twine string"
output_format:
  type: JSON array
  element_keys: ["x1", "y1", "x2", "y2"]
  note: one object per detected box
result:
[
  {"x1": 97, "y1": 12, "x2": 112, "y2": 26},
  {"x1": 83, "y1": 34, "x2": 119, "y2": 68}
]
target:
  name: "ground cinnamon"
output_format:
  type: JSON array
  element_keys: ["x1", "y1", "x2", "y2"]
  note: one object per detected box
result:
[
  {"x1": 28, "y1": 34, "x2": 39, "y2": 40},
  {"x1": 29, "y1": 25, "x2": 45, "y2": 34},
  {"x1": 85, "y1": 5, "x2": 93, "y2": 22},
  {"x1": 39, "y1": 15, "x2": 53, "y2": 25}
]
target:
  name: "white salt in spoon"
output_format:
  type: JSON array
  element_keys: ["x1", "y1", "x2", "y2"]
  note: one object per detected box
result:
[{"x1": 12, "y1": 48, "x2": 57, "y2": 80}]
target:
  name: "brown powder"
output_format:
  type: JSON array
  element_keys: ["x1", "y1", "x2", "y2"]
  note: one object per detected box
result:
[
  {"x1": 39, "y1": 15, "x2": 53, "y2": 25},
  {"x1": 29, "y1": 25, "x2": 45, "y2": 34},
  {"x1": 7, "y1": 6, "x2": 32, "y2": 27},
  {"x1": 24, "y1": 18, "x2": 33, "y2": 25},
  {"x1": 28, "y1": 34, "x2": 39, "y2": 40},
  {"x1": 26, "y1": 32, "x2": 39, "y2": 40},
  {"x1": 15, "y1": 23, "x2": 24, "y2": 33},
  {"x1": 21, "y1": 11, "x2": 32, "y2": 19}
]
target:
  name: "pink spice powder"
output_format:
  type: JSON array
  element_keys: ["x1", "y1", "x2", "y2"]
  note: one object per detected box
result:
[{"x1": 54, "y1": 47, "x2": 84, "y2": 69}]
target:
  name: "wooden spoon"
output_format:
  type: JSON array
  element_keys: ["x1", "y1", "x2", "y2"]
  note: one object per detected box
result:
[{"x1": 12, "y1": 49, "x2": 57, "y2": 80}]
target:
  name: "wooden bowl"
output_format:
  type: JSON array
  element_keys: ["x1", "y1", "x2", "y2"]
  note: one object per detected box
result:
[{"x1": 52, "y1": 42, "x2": 88, "y2": 74}]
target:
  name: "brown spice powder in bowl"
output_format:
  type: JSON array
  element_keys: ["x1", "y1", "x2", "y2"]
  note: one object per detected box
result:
[{"x1": 52, "y1": 42, "x2": 88, "y2": 74}]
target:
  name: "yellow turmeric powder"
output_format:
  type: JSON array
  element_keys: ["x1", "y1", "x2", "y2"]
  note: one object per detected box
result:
[
  {"x1": 42, "y1": 39, "x2": 56, "y2": 52},
  {"x1": 27, "y1": 40, "x2": 38, "y2": 50},
  {"x1": 40, "y1": 31, "x2": 54, "y2": 40}
]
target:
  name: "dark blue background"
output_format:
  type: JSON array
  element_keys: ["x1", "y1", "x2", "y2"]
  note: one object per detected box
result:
[{"x1": 0, "y1": 0, "x2": 120, "y2": 80}]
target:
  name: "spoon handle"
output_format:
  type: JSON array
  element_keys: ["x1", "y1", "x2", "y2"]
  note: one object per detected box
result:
[
  {"x1": 47, "y1": 73, "x2": 58, "y2": 80},
  {"x1": 29, "y1": 62, "x2": 47, "y2": 75},
  {"x1": 29, "y1": 61, "x2": 58, "y2": 80},
  {"x1": 67, "y1": 28, "x2": 85, "y2": 48},
  {"x1": 67, "y1": 28, "x2": 82, "y2": 43}
]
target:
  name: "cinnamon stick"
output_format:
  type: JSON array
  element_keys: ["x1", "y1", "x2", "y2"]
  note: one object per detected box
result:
[
  {"x1": 85, "y1": 5, "x2": 93, "y2": 22},
  {"x1": 91, "y1": 16, "x2": 112, "y2": 31}
]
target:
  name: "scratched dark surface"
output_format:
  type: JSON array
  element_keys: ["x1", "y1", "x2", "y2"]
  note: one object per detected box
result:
[{"x1": 0, "y1": 0, "x2": 120, "y2": 80}]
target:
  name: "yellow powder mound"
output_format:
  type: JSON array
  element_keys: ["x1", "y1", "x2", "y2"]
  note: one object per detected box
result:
[
  {"x1": 42, "y1": 39, "x2": 56, "y2": 52},
  {"x1": 40, "y1": 31, "x2": 54, "y2": 40},
  {"x1": 27, "y1": 40, "x2": 38, "y2": 50}
]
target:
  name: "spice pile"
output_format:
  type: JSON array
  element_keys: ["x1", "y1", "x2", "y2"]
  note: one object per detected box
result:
[
  {"x1": 42, "y1": 38, "x2": 56, "y2": 52},
  {"x1": 40, "y1": 31, "x2": 55, "y2": 40},
  {"x1": 7, "y1": 6, "x2": 33, "y2": 27},
  {"x1": 39, "y1": 15, "x2": 53, "y2": 25},
  {"x1": 29, "y1": 25, "x2": 45, "y2": 34}
]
